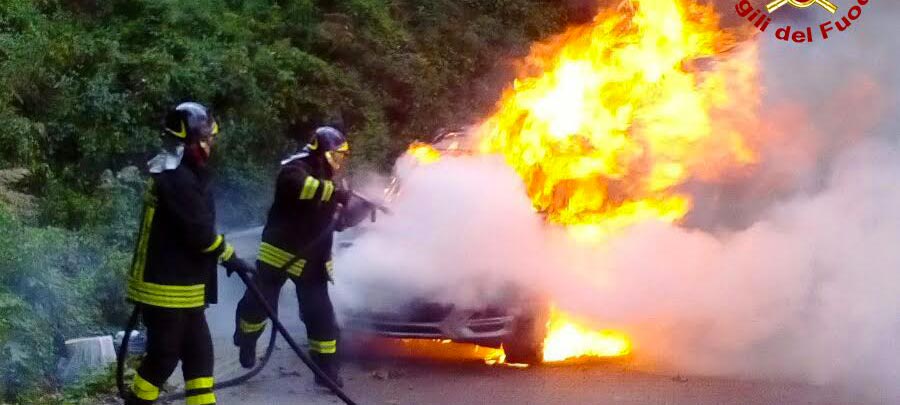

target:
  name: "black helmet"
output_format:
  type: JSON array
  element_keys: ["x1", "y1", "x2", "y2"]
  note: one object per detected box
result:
[
  {"x1": 163, "y1": 102, "x2": 219, "y2": 144},
  {"x1": 306, "y1": 126, "x2": 349, "y2": 153},
  {"x1": 304, "y1": 126, "x2": 350, "y2": 170}
]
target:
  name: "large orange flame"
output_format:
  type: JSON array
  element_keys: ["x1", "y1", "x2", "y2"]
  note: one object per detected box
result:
[
  {"x1": 477, "y1": 0, "x2": 759, "y2": 240},
  {"x1": 543, "y1": 307, "x2": 631, "y2": 362}
]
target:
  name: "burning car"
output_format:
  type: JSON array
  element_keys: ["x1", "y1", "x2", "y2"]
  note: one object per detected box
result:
[
  {"x1": 337, "y1": 129, "x2": 634, "y2": 365},
  {"x1": 337, "y1": 129, "x2": 550, "y2": 364}
]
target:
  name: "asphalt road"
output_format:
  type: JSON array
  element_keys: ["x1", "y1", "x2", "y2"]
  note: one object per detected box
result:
[{"x1": 151, "y1": 228, "x2": 870, "y2": 405}]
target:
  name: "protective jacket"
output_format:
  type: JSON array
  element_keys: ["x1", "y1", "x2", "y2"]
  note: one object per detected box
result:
[
  {"x1": 127, "y1": 163, "x2": 233, "y2": 309},
  {"x1": 257, "y1": 154, "x2": 349, "y2": 278}
]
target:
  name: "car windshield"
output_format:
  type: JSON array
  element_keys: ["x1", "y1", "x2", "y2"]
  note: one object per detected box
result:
[{"x1": 431, "y1": 129, "x2": 474, "y2": 153}]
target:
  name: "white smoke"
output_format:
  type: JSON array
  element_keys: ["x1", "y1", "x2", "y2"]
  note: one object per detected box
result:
[
  {"x1": 334, "y1": 0, "x2": 899, "y2": 402},
  {"x1": 559, "y1": 141, "x2": 900, "y2": 401},
  {"x1": 334, "y1": 155, "x2": 547, "y2": 311}
]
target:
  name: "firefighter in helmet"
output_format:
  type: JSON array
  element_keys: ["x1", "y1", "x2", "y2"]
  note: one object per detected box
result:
[
  {"x1": 233, "y1": 124, "x2": 359, "y2": 387},
  {"x1": 126, "y1": 102, "x2": 253, "y2": 405}
]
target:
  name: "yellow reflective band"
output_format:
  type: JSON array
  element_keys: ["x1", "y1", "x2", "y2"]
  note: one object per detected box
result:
[
  {"x1": 166, "y1": 120, "x2": 188, "y2": 138},
  {"x1": 325, "y1": 261, "x2": 335, "y2": 279},
  {"x1": 128, "y1": 278, "x2": 205, "y2": 294},
  {"x1": 321, "y1": 180, "x2": 334, "y2": 202},
  {"x1": 218, "y1": 243, "x2": 234, "y2": 262},
  {"x1": 309, "y1": 340, "x2": 336, "y2": 348},
  {"x1": 142, "y1": 178, "x2": 158, "y2": 205},
  {"x1": 337, "y1": 142, "x2": 349, "y2": 152},
  {"x1": 309, "y1": 339, "x2": 337, "y2": 354},
  {"x1": 126, "y1": 291, "x2": 204, "y2": 308},
  {"x1": 211, "y1": 121, "x2": 219, "y2": 135},
  {"x1": 127, "y1": 279, "x2": 206, "y2": 309},
  {"x1": 308, "y1": 138, "x2": 319, "y2": 150},
  {"x1": 311, "y1": 346, "x2": 336, "y2": 354},
  {"x1": 185, "y1": 377, "x2": 214, "y2": 390},
  {"x1": 202, "y1": 235, "x2": 224, "y2": 253},
  {"x1": 125, "y1": 287, "x2": 204, "y2": 302},
  {"x1": 257, "y1": 249, "x2": 283, "y2": 262},
  {"x1": 258, "y1": 242, "x2": 297, "y2": 268},
  {"x1": 130, "y1": 203, "x2": 156, "y2": 282},
  {"x1": 285, "y1": 259, "x2": 306, "y2": 278},
  {"x1": 257, "y1": 252, "x2": 287, "y2": 268},
  {"x1": 126, "y1": 289, "x2": 203, "y2": 300},
  {"x1": 186, "y1": 392, "x2": 216, "y2": 405},
  {"x1": 258, "y1": 251, "x2": 288, "y2": 264},
  {"x1": 257, "y1": 249, "x2": 285, "y2": 263},
  {"x1": 259, "y1": 243, "x2": 292, "y2": 261},
  {"x1": 257, "y1": 242, "x2": 310, "y2": 276},
  {"x1": 299, "y1": 176, "x2": 320, "y2": 200},
  {"x1": 130, "y1": 179, "x2": 158, "y2": 282},
  {"x1": 132, "y1": 373, "x2": 160, "y2": 401},
  {"x1": 239, "y1": 319, "x2": 267, "y2": 333},
  {"x1": 126, "y1": 288, "x2": 202, "y2": 301}
]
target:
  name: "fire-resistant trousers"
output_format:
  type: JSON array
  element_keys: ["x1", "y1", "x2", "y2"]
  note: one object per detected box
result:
[
  {"x1": 130, "y1": 306, "x2": 215, "y2": 405},
  {"x1": 234, "y1": 260, "x2": 339, "y2": 360}
]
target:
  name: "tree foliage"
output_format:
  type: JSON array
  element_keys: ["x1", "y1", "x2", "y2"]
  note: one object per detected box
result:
[{"x1": 1, "y1": 0, "x2": 568, "y2": 221}]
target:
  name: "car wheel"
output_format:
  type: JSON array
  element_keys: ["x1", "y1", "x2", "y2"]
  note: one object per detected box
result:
[{"x1": 502, "y1": 308, "x2": 548, "y2": 364}]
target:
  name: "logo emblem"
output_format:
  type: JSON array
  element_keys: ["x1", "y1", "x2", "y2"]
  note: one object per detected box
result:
[{"x1": 766, "y1": 0, "x2": 838, "y2": 14}]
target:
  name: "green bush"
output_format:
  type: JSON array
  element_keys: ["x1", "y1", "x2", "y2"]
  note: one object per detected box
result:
[
  {"x1": 0, "y1": 174, "x2": 140, "y2": 400},
  {"x1": 15, "y1": 363, "x2": 119, "y2": 405},
  {"x1": 0, "y1": 208, "x2": 80, "y2": 399}
]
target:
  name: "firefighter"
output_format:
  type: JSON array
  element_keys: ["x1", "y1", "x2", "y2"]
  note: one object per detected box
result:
[
  {"x1": 233, "y1": 125, "x2": 356, "y2": 388},
  {"x1": 125, "y1": 102, "x2": 253, "y2": 405}
]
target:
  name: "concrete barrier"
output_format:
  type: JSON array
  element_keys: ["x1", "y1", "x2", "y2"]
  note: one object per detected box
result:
[{"x1": 59, "y1": 335, "x2": 116, "y2": 382}]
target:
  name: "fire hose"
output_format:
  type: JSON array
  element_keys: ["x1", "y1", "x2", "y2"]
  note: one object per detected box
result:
[{"x1": 116, "y1": 194, "x2": 387, "y2": 404}]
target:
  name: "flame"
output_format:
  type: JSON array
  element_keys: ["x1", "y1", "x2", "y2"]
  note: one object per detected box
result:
[
  {"x1": 407, "y1": 142, "x2": 443, "y2": 164},
  {"x1": 477, "y1": 0, "x2": 759, "y2": 239},
  {"x1": 483, "y1": 348, "x2": 530, "y2": 368},
  {"x1": 542, "y1": 308, "x2": 631, "y2": 362},
  {"x1": 397, "y1": 0, "x2": 762, "y2": 364}
]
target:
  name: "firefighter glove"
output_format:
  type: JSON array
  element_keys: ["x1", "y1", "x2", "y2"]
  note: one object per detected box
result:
[
  {"x1": 336, "y1": 193, "x2": 377, "y2": 231},
  {"x1": 222, "y1": 256, "x2": 254, "y2": 278}
]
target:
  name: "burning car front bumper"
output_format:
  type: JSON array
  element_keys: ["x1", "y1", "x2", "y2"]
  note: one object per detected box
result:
[{"x1": 344, "y1": 308, "x2": 516, "y2": 343}]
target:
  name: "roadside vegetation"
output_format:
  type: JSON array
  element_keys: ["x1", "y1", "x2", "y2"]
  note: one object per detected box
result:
[{"x1": 0, "y1": 0, "x2": 583, "y2": 401}]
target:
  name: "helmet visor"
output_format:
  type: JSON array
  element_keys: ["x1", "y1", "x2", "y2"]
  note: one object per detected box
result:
[{"x1": 325, "y1": 150, "x2": 349, "y2": 170}]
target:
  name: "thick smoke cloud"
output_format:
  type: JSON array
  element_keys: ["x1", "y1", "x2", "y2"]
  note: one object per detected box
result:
[
  {"x1": 334, "y1": 0, "x2": 899, "y2": 402},
  {"x1": 565, "y1": 142, "x2": 900, "y2": 401},
  {"x1": 334, "y1": 156, "x2": 547, "y2": 312}
]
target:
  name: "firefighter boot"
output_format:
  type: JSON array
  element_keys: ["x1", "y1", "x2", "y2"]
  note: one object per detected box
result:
[
  {"x1": 311, "y1": 351, "x2": 343, "y2": 388},
  {"x1": 239, "y1": 339, "x2": 256, "y2": 369},
  {"x1": 233, "y1": 327, "x2": 258, "y2": 369}
]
